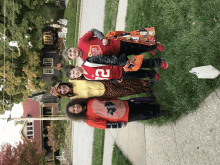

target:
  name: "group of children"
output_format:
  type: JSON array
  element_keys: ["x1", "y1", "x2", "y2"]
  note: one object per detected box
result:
[{"x1": 50, "y1": 28, "x2": 168, "y2": 129}]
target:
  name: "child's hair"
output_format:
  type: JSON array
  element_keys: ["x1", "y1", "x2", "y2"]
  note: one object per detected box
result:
[
  {"x1": 64, "y1": 65, "x2": 76, "y2": 78},
  {"x1": 65, "y1": 99, "x2": 88, "y2": 121},
  {"x1": 62, "y1": 47, "x2": 70, "y2": 61},
  {"x1": 50, "y1": 82, "x2": 74, "y2": 98}
]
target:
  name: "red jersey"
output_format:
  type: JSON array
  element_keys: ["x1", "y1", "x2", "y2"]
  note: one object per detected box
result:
[
  {"x1": 77, "y1": 31, "x2": 121, "y2": 61},
  {"x1": 85, "y1": 98, "x2": 129, "y2": 129},
  {"x1": 82, "y1": 61, "x2": 123, "y2": 80}
]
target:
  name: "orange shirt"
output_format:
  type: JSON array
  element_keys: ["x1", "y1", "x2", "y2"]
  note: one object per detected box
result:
[{"x1": 85, "y1": 98, "x2": 129, "y2": 129}]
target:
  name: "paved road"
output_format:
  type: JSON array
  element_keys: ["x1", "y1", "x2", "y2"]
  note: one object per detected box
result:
[{"x1": 71, "y1": 1, "x2": 106, "y2": 165}]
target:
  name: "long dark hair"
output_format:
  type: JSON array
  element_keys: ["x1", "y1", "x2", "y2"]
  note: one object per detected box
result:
[
  {"x1": 65, "y1": 99, "x2": 88, "y2": 121},
  {"x1": 50, "y1": 82, "x2": 75, "y2": 98}
]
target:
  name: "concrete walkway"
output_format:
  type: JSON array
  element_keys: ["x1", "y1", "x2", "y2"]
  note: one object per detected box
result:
[
  {"x1": 114, "y1": 90, "x2": 220, "y2": 165},
  {"x1": 71, "y1": 1, "x2": 106, "y2": 165}
]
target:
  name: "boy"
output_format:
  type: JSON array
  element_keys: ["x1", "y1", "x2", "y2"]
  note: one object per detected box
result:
[{"x1": 64, "y1": 58, "x2": 168, "y2": 82}]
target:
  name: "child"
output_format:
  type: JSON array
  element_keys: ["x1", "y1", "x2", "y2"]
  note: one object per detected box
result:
[
  {"x1": 50, "y1": 79, "x2": 155, "y2": 99},
  {"x1": 65, "y1": 98, "x2": 166, "y2": 129},
  {"x1": 62, "y1": 28, "x2": 164, "y2": 61},
  {"x1": 64, "y1": 58, "x2": 168, "y2": 82}
]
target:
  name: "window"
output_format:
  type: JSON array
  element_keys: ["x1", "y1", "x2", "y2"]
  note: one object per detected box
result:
[
  {"x1": 43, "y1": 58, "x2": 53, "y2": 66},
  {"x1": 43, "y1": 32, "x2": 53, "y2": 45},
  {"x1": 43, "y1": 107, "x2": 52, "y2": 116},
  {"x1": 43, "y1": 69, "x2": 54, "y2": 74},
  {"x1": 27, "y1": 122, "x2": 33, "y2": 138}
]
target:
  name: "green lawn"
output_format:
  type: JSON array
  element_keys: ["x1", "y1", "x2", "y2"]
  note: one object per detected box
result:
[
  {"x1": 103, "y1": 0, "x2": 120, "y2": 35},
  {"x1": 112, "y1": 143, "x2": 132, "y2": 165},
  {"x1": 119, "y1": 0, "x2": 220, "y2": 125},
  {"x1": 92, "y1": 129, "x2": 105, "y2": 165},
  {"x1": 64, "y1": 0, "x2": 81, "y2": 48},
  {"x1": 61, "y1": 0, "x2": 81, "y2": 111}
]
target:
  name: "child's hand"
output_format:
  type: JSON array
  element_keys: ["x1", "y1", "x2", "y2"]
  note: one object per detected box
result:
[
  {"x1": 118, "y1": 79, "x2": 123, "y2": 83},
  {"x1": 125, "y1": 61, "x2": 130, "y2": 67},
  {"x1": 102, "y1": 39, "x2": 109, "y2": 45}
]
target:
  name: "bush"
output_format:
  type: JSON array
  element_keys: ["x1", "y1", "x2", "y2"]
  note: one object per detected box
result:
[{"x1": 48, "y1": 120, "x2": 67, "y2": 151}]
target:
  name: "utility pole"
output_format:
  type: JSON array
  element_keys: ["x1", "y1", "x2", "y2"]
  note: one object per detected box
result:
[{"x1": 0, "y1": 116, "x2": 69, "y2": 121}]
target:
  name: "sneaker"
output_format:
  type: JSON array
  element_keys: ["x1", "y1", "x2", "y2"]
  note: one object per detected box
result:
[
  {"x1": 158, "y1": 110, "x2": 166, "y2": 117},
  {"x1": 155, "y1": 72, "x2": 160, "y2": 81},
  {"x1": 150, "y1": 49, "x2": 156, "y2": 56},
  {"x1": 156, "y1": 43, "x2": 165, "y2": 51},
  {"x1": 160, "y1": 61, "x2": 168, "y2": 70},
  {"x1": 150, "y1": 80, "x2": 157, "y2": 87}
]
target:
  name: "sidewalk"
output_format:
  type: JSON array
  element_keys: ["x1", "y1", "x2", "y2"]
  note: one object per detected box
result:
[
  {"x1": 103, "y1": 0, "x2": 220, "y2": 165},
  {"x1": 113, "y1": 90, "x2": 220, "y2": 165}
]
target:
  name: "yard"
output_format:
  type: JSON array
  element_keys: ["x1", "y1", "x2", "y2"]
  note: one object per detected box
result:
[{"x1": 63, "y1": 0, "x2": 220, "y2": 164}]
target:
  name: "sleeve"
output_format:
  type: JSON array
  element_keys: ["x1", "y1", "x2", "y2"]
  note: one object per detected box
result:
[
  {"x1": 90, "y1": 29, "x2": 105, "y2": 40},
  {"x1": 86, "y1": 119, "x2": 107, "y2": 129},
  {"x1": 79, "y1": 30, "x2": 94, "y2": 42},
  {"x1": 86, "y1": 55, "x2": 127, "y2": 66}
]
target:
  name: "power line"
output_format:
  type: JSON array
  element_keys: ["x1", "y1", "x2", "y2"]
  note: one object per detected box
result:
[
  {"x1": 10, "y1": 0, "x2": 15, "y2": 112},
  {"x1": 3, "y1": 0, "x2": 6, "y2": 111}
]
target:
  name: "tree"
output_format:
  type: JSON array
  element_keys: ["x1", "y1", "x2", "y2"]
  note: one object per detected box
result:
[
  {"x1": 0, "y1": 0, "x2": 56, "y2": 113},
  {"x1": 0, "y1": 138, "x2": 46, "y2": 165}
]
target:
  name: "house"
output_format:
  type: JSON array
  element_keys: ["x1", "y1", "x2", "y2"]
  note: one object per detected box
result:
[
  {"x1": 40, "y1": 26, "x2": 63, "y2": 83},
  {"x1": 20, "y1": 98, "x2": 59, "y2": 163}
]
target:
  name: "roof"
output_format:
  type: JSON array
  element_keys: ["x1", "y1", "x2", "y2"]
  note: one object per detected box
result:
[
  {"x1": 21, "y1": 98, "x2": 42, "y2": 151},
  {"x1": 23, "y1": 98, "x2": 40, "y2": 117}
]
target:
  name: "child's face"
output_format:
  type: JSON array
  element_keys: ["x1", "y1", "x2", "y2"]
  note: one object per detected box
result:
[
  {"x1": 68, "y1": 104, "x2": 83, "y2": 114},
  {"x1": 69, "y1": 67, "x2": 82, "y2": 79},
  {"x1": 57, "y1": 85, "x2": 71, "y2": 95},
  {"x1": 67, "y1": 48, "x2": 81, "y2": 60}
]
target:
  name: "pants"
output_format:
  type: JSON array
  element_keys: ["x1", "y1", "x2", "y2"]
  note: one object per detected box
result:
[
  {"x1": 121, "y1": 58, "x2": 162, "y2": 79},
  {"x1": 118, "y1": 41, "x2": 157, "y2": 56},
  {"x1": 127, "y1": 101, "x2": 161, "y2": 122}
]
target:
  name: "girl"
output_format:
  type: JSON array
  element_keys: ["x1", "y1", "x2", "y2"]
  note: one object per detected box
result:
[
  {"x1": 50, "y1": 79, "x2": 156, "y2": 99},
  {"x1": 65, "y1": 98, "x2": 166, "y2": 129}
]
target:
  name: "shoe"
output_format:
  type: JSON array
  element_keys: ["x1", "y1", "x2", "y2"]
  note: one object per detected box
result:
[
  {"x1": 160, "y1": 61, "x2": 168, "y2": 70},
  {"x1": 155, "y1": 72, "x2": 160, "y2": 81},
  {"x1": 150, "y1": 49, "x2": 156, "y2": 56},
  {"x1": 156, "y1": 43, "x2": 165, "y2": 51},
  {"x1": 150, "y1": 80, "x2": 157, "y2": 87},
  {"x1": 158, "y1": 110, "x2": 166, "y2": 117}
]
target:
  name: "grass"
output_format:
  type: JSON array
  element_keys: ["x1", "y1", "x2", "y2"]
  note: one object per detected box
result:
[
  {"x1": 64, "y1": 0, "x2": 81, "y2": 48},
  {"x1": 92, "y1": 128, "x2": 105, "y2": 165},
  {"x1": 60, "y1": 0, "x2": 81, "y2": 112},
  {"x1": 103, "y1": 0, "x2": 120, "y2": 35},
  {"x1": 112, "y1": 143, "x2": 132, "y2": 165},
  {"x1": 114, "y1": 0, "x2": 220, "y2": 125}
]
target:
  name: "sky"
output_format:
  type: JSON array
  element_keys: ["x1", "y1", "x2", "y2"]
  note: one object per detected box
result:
[{"x1": 0, "y1": 103, "x2": 24, "y2": 146}]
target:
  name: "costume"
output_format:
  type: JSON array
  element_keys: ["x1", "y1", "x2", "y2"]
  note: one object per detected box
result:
[
  {"x1": 81, "y1": 59, "x2": 161, "y2": 81},
  {"x1": 77, "y1": 28, "x2": 159, "y2": 61},
  {"x1": 77, "y1": 30, "x2": 120, "y2": 61},
  {"x1": 68, "y1": 79, "x2": 152, "y2": 99},
  {"x1": 69, "y1": 80, "x2": 105, "y2": 99},
  {"x1": 85, "y1": 98, "x2": 162, "y2": 129},
  {"x1": 101, "y1": 79, "x2": 151, "y2": 99}
]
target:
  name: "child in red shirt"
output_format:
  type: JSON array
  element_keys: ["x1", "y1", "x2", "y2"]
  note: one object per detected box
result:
[
  {"x1": 62, "y1": 29, "x2": 164, "y2": 61},
  {"x1": 64, "y1": 58, "x2": 168, "y2": 82}
]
